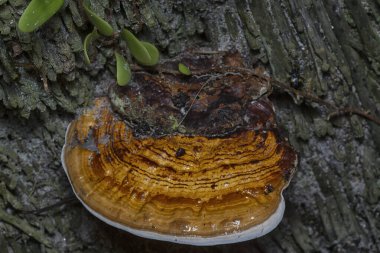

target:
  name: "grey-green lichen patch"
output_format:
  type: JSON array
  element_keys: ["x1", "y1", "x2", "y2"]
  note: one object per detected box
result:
[
  {"x1": 119, "y1": 1, "x2": 142, "y2": 31},
  {"x1": 0, "y1": 208, "x2": 52, "y2": 247},
  {"x1": 332, "y1": 142, "x2": 348, "y2": 162},
  {"x1": 313, "y1": 118, "x2": 334, "y2": 138},
  {"x1": 0, "y1": 4, "x2": 15, "y2": 35},
  {"x1": 0, "y1": 182, "x2": 22, "y2": 210},
  {"x1": 248, "y1": 1, "x2": 292, "y2": 80},
  {"x1": 224, "y1": 10, "x2": 239, "y2": 40},
  {"x1": 168, "y1": 115, "x2": 186, "y2": 133},
  {"x1": 0, "y1": 78, "x2": 51, "y2": 118},
  {"x1": 0, "y1": 39, "x2": 18, "y2": 80},
  {"x1": 287, "y1": 211, "x2": 315, "y2": 252},
  {"x1": 67, "y1": 1, "x2": 85, "y2": 28},
  {"x1": 140, "y1": 4, "x2": 157, "y2": 29},
  {"x1": 320, "y1": 61, "x2": 330, "y2": 73},
  {"x1": 149, "y1": 1, "x2": 172, "y2": 33},
  {"x1": 0, "y1": 113, "x2": 70, "y2": 250},
  {"x1": 0, "y1": 5, "x2": 11, "y2": 20},
  {"x1": 293, "y1": 112, "x2": 311, "y2": 141},
  {"x1": 367, "y1": 73, "x2": 380, "y2": 102},
  {"x1": 61, "y1": 12, "x2": 83, "y2": 53},
  {"x1": 349, "y1": 115, "x2": 364, "y2": 139},
  {"x1": 362, "y1": 146, "x2": 380, "y2": 204},
  {"x1": 9, "y1": 0, "x2": 23, "y2": 8},
  {"x1": 333, "y1": 85, "x2": 350, "y2": 107},
  {"x1": 0, "y1": 145, "x2": 18, "y2": 161}
]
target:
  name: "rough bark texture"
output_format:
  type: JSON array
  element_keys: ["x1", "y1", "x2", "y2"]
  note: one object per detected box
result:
[{"x1": 0, "y1": 0, "x2": 379, "y2": 252}]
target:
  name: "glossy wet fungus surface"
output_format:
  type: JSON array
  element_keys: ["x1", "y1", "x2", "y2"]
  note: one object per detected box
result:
[{"x1": 62, "y1": 52, "x2": 298, "y2": 245}]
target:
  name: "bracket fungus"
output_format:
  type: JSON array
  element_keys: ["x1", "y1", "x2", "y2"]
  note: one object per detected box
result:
[{"x1": 62, "y1": 52, "x2": 297, "y2": 245}]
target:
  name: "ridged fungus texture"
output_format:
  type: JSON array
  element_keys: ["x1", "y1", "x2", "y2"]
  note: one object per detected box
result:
[{"x1": 62, "y1": 52, "x2": 297, "y2": 245}]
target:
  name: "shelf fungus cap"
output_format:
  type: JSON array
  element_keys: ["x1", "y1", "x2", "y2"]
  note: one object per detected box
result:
[{"x1": 62, "y1": 52, "x2": 297, "y2": 246}]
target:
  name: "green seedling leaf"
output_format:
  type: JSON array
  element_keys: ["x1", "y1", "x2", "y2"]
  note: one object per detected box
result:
[
  {"x1": 121, "y1": 29, "x2": 152, "y2": 66},
  {"x1": 18, "y1": 0, "x2": 65, "y2": 32},
  {"x1": 141, "y1": 41, "x2": 160, "y2": 66},
  {"x1": 83, "y1": 28, "x2": 100, "y2": 64},
  {"x1": 178, "y1": 63, "x2": 191, "y2": 76},
  {"x1": 83, "y1": 0, "x2": 113, "y2": 36},
  {"x1": 115, "y1": 52, "x2": 131, "y2": 86}
]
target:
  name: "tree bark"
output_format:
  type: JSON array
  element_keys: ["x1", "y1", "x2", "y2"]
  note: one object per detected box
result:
[{"x1": 0, "y1": 0, "x2": 379, "y2": 252}]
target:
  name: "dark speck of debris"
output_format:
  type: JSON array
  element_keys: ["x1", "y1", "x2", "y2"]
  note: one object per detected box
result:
[
  {"x1": 264, "y1": 184, "x2": 274, "y2": 194},
  {"x1": 175, "y1": 147, "x2": 186, "y2": 158},
  {"x1": 289, "y1": 67, "x2": 303, "y2": 89}
]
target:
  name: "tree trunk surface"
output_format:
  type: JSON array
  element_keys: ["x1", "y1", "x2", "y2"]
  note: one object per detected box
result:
[{"x1": 0, "y1": 0, "x2": 379, "y2": 252}]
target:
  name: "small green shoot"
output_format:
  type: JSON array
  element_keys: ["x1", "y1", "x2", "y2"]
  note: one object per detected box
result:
[
  {"x1": 18, "y1": 0, "x2": 64, "y2": 32},
  {"x1": 178, "y1": 63, "x2": 191, "y2": 76},
  {"x1": 121, "y1": 29, "x2": 151, "y2": 65},
  {"x1": 83, "y1": 28, "x2": 100, "y2": 64},
  {"x1": 141, "y1": 41, "x2": 160, "y2": 66},
  {"x1": 121, "y1": 29, "x2": 159, "y2": 66},
  {"x1": 83, "y1": 0, "x2": 114, "y2": 36},
  {"x1": 115, "y1": 52, "x2": 131, "y2": 86}
]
